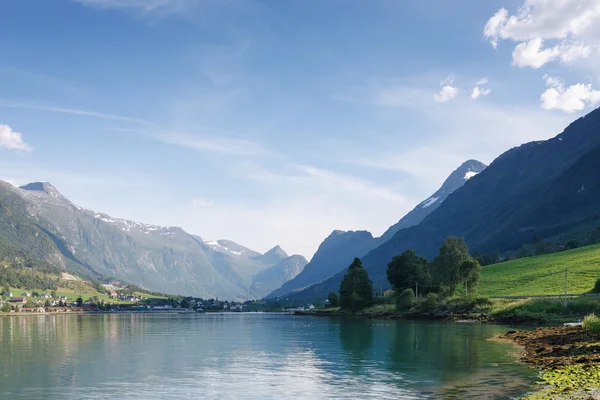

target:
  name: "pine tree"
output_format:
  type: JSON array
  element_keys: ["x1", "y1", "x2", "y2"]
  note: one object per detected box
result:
[{"x1": 339, "y1": 258, "x2": 374, "y2": 311}]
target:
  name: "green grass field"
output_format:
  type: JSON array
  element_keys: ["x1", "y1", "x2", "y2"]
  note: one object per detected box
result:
[
  {"x1": 6, "y1": 275, "x2": 166, "y2": 305},
  {"x1": 479, "y1": 244, "x2": 600, "y2": 296}
]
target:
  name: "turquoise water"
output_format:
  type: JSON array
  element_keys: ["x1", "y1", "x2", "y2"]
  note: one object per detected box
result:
[{"x1": 0, "y1": 314, "x2": 536, "y2": 399}]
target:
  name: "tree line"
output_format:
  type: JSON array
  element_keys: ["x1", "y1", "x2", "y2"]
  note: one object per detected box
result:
[{"x1": 331, "y1": 236, "x2": 482, "y2": 311}]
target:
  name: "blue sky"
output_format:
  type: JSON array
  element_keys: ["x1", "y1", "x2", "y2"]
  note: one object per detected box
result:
[{"x1": 1, "y1": 0, "x2": 599, "y2": 257}]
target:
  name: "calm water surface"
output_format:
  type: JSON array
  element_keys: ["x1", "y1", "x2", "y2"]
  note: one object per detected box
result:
[{"x1": 0, "y1": 313, "x2": 536, "y2": 399}]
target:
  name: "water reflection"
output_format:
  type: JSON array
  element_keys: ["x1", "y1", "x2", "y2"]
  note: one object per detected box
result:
[{"x1": 0, "y1": 315, "x2": 535, "y2": 400}]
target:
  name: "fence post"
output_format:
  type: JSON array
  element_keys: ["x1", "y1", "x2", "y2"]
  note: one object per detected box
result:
[{"x1": 564, "y1": 268, "x2": 568, "y2": 309}]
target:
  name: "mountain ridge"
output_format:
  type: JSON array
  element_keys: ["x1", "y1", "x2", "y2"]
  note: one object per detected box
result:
[
  {"x1": 283, "y1": 106, "x2": 600, "y2": 302},
  {"x1": 0, "y1": 181, "x2": 297, "y2": 300}
]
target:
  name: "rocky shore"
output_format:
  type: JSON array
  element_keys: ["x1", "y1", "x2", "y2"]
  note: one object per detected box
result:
[{"x1": 499, "y1": 326, "x2": 600, "y2": 399}]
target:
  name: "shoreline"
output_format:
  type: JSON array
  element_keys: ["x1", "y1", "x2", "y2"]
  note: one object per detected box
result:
[
  {"x1": 499, "y1": 326, "x2": 600, "y2": 399},
  {"x1": 292, "y1": 309, "x2": 566, "y2": 325}
]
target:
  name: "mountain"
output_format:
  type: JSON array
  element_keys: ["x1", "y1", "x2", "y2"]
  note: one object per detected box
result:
[
  {"x1": 378, "y1": 160, "x2": 487, "y2": 243},
  {"x1": 267, "y1": 159, "x2": 486, "y2": 300},
  {"x1": 0, "y1": 181, "x2": 297, "y2": 300},
  {"x1": 250, "y1": 255, "x2": 308, "y2": 298},
  {"x1": 266, "y1": 230, "x2": 377, "y2": 299},
  {"x1": 252, "y1": 245, "x2": 289, "y2": 265},
  {"x1": 286, "y1": 107, "x2": 600, "y2": 301}
]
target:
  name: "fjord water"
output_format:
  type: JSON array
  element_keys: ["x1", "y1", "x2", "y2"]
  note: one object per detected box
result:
[{"x1": 0, "y1": 314, "x2": 535, "y2": 399}]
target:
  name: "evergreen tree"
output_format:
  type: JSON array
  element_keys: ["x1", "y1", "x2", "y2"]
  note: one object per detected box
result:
[
  {"x1": 327, "y1": 292, "x2": 339, "y2": 308},
  {"x1": 339, "y1": 258, "x2": 374, "y2": 311}
]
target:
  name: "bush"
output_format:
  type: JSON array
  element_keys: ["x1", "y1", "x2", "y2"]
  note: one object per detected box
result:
[
  {"x1": 583, "y1": 314, "x2": 600, "y2": 332},
  {"x1": 396, "y1": 289, "x2": 415, "y2": 311}
]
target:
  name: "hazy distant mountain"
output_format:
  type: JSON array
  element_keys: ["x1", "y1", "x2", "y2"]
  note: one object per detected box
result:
[
  {"x1": 286, "y1": 106, "x2": 600, "y2": 302},
  {"x1": 267, "y1": 160, "x2": 486, "y2": 300},
  {"x1": 266, "y1": 230, "x2": 376, "y2": 299},
  {"x1": 378, "y1": 160, "x2": 487, "y2": 243},
  {"x1": 252, "y1": 245, "x2": 289, "y2": 265},
  {"x1": 0, "y1": 181, "x2": 296, "y2": 300},
  {"x1": 250, "y1": 255, "x2": 308, "y2": 298}
]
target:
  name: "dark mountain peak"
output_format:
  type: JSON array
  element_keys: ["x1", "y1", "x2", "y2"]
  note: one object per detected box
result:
[
  {"x1": 325, "y1": 229, "x2": 372, "y2": 241},
  {"x1": 441, "y1": 159, "x2": 487, "y2": 188},
  {"x1": 378, "y1": 159, "x2": 487, "y2": 243},
  {"x1": 19, "y1": 182, "x2": 65, "y2": 199}
]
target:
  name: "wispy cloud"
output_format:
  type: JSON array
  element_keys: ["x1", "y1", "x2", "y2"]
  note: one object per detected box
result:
[
  {"x1": 0, "y1": 125, "x2": 33, "y2": 152},
  {"x1": 112, "y1": 128, "x2": 274, "y2": 157},
  {"x1": 1, "y1": 101, "x2": 152, "y2": 125}
]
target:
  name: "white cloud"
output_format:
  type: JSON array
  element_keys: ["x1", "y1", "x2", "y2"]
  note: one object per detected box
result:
[
  {"x1": 540, "y1": 80, "x2": 600, "y2": 113},
  {"x1": 543, "y1": 73, "x2": 563, "y2": 88},
  {"x1": 73, "y1": 0, "x2": 194, "y2": 13},
  {"x1": 0, "y1": 125, "x2": 33, "y2": 152},
  {"x1": 148, "y1": 132, "x2": 273, "y2": 157},
  {"x1": 511, "y1": 38, "x2": 591, "y2": 68},
  {"x1": 484, "y1": 0, "x2": 600, "y2": 69},
  {"x1": 471, "y1": 86, "x2": 491, "y2": 100},
  {"x1": 475, "y1": 77, "x2": 489, "y2": 86},
  {"x1": 1, "y1": 101, "x2": 151, "y2": 125},
  {"x1": 434, "y1": 86, "x2": 459, "y2": 103}
]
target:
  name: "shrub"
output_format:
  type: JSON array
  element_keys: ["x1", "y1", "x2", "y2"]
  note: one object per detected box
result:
[
  {"x1": 396, "y1": 288, "x2": 415, "y2": 311},
  {"x1": 594, "y1": 278, "x2": 600, "y2": 294},
  {"x1": 583, "y1": 314, "x2": 600, "y2": 332}
]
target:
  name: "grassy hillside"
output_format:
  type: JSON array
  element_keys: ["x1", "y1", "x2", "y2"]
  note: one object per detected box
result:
[{"x1": 479, "y1": 244, "x2": 600, "y2": 296}]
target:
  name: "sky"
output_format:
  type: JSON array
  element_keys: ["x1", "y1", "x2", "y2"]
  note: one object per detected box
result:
[{"x1": 1, "y1": 0, "x2": 600, "y2": 258}]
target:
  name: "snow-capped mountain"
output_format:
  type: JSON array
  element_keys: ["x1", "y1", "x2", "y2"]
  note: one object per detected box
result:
[
  {"x1": 378, "y1": 159, "x2": 487, "y2": 243},
  {"x1": 0, "y1": 181, "x2": 304, "y2": 299}
]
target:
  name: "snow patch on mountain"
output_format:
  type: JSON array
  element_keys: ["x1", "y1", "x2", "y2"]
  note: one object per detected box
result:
[
  {"x1": 464, "y1": 171, "x2": 479, "y2": 180},
  {"x1": 422, "y1": 197, "x2": 439, "y2": 208}
]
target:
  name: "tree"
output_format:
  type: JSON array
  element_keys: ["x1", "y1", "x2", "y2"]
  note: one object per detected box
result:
[
  {"x1": 431, "y1": 237, "x2": 471, "y2": 295},
  {"x1": 76, "y1": 297, "x2": 83, "y2": 307},
  {"x1": 51, "y1": 290, "x2": 57, "y2": 299},
  {"x1": 339, "y1": 258, "x2": 374, "y2": 311},
  {"x1": 180, "y1": 299, "x2": 191, "y2": 309},
  {"x1": 2, "y1": 285, "x2": 9, "y2": 295},
  {"x1": 44, "y1": 300, "x2": 51, "y2": 308},
  {"x1": 327, "y1": 292, "x2": 339, "y2": 308},
  {"x1": 387, "y1": 250, "x2": 429, "y2": 292},
  {"x1": 594, "y1": 278, "x2": 600, "y2": 294},
  {"x1": 564, "y1": 240, "x2": 580, "y2": 251},
  {"x1": 460, "y1": 259, "x2": 482, "y2": 295}
]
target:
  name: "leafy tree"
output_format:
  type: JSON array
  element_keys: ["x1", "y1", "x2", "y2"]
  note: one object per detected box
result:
[
  {"x1": 589, "y1": 228, "x2": 600, "y2": 245},
  {"x1": 2, "y1": 284, "x2": 9, "y2": 295},
  {"x1": 564, "y1": 240, "x2": 580, "y2": 251},
  {"x1": 51, "y1": 290, "x2": 57, "y2": 299},
  {"x1": 387, "y1": 250, "x2": 429, "y2": 292},
  {"x1": 395, "y1": 288, "x2": 415, "y2": 311},
  {"x1": 339, "y1": 258, "x2": 374, "y2": 311},
  {"x1": 431, "y1": 237, "x2": 471, "y2": 295},
  {"x1": 473, "y1": 251, "x2": 500, "y2": 266},
  {"x1": 76, "y1": 297, "x2": 83, "y2": 307},
  {"x1": 44, "y1": 300, "x2": 51, "y2": 308},
  {"x1": 180, "y1": 299, "x2": 191, "y2": 309},
  {"x1": 460, "y1": 259, "x2": 482, "y2": 295},
  {"x1": 327, "y1": 292, "x2": 339, "y2": 308}
]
